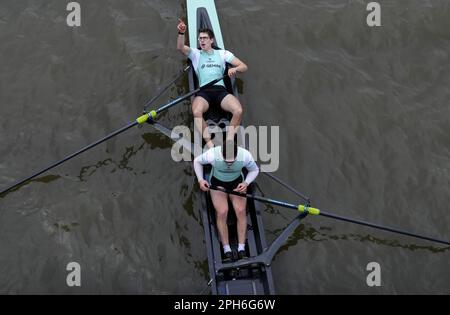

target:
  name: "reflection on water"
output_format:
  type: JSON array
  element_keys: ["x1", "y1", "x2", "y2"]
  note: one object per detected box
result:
[{"x1": 273, "y1": 223, "x2": 450, "y2": 255}]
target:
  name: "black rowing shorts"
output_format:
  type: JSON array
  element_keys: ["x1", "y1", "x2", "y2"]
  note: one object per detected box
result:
[
  {"x1": 196, "y1": 85, "x2": 230, "y2": 107},
  {"x1": 211, "y1": 175, "x2": 244, "y2": 191}
]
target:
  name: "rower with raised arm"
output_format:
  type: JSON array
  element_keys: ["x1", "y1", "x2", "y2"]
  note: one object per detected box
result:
[
  {"x1": 177, "y1": 19, "x2": 248, "y2": 147},
  {"x1": 193, "y1": 139, "x2": 259, "y2": 260}
]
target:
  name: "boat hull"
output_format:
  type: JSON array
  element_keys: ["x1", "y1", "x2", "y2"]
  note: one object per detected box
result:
[{"x1": 187, "y1": 0, "x2": 275, "y2": 295}]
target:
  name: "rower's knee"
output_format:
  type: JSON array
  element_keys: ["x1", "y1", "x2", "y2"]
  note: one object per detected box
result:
[
  {"x1": 192, "y1": 108, "x2": 204, "y2": 118},
  {"x1": 216, "y1": 207, "x2": 228, "y2": 219},
  {"x1": 232, "y1": 106, "x2": 243, "y2": 117},
  {"x1": 235, "y1": 207, "x2": 246, "y2": 217},
  {"x1": 192, "y1": 99, "x2": 207, "y2": 118}
]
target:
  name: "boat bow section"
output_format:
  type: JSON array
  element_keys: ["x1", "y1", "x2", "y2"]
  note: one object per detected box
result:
[{"x1": 187, "y1": 0, "x2": 225, "y2": 49}]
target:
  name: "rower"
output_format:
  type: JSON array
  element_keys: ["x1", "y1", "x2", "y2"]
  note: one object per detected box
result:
[
  {"x1": 176, "y1": 19, "x2": 248, "y2": 147},
  {"x1": 193, "y1": 139, "x2": 259, "y2": 260}
]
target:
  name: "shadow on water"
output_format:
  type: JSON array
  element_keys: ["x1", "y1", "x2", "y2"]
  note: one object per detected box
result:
[
  {"x1": 0, "y1": 175, "x2": 61, "y2": 199},
  {"x1": 78, "y1": 130, "x2": 173, "y2": 181},
  {"x1": 176, "y1": 177, "x2": 211, "y2": 280},
  {"x1": 0, "y1": 130, "x2": 174, "y2": 199},
  {"x1": 255, "y1": 175, "x2": 450, "y2": 255}
]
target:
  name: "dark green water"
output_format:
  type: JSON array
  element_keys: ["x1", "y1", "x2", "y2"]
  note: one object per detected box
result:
[{"x1": 0, "y1": 0, "x2": 449, "y2": 294}]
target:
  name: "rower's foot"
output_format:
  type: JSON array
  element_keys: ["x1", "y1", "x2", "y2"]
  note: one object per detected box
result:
[
  {"x1": 238, "y1": 250, "x2": 247, "y2": 260},
  {"x1": 224, "y1": 251, "x2": 232, "y2": 260}
]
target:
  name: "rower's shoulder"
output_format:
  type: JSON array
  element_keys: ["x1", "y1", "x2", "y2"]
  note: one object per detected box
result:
[
  {"x1": 204, "y1": 146, "x2": 220, "y2": 157},
  {"x1": 238, "y1": 146, "x2": 250, "y2": 153},
  {"x1": 218, "y1": 48, "x2": 233, "y2": 54}
]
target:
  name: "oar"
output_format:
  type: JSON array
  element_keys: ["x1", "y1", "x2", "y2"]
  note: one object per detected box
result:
[
  {"x1": 143, "y1": 65, "x2": 190, "y2": 113},
  {"x1": 210, "y1": 186, "x2": 450, "y2": 246},
  {"x1": 262, "y1": 171, "x2": 310, "y2": 203},
  {"x1": 0, "y1": 75, "x2": 226, "y2": 196}
]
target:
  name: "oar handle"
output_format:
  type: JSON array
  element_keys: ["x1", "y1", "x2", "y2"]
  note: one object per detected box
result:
[{"x1": 209, "y1": 186, "x2": 320, "y2": 215}]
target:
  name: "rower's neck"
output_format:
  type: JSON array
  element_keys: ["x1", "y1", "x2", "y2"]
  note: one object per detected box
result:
[{"x1": 202, "y1": 49, "x2": 214, "y2": 55}]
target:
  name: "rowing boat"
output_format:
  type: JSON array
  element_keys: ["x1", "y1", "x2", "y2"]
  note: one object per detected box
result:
[
  {"x1": 145, "y1": 0, "x2": 318, "y2": 295},
  {"x1": 2, "y1": 0, "x2": 448, "y2": 297},
  {"x1": 185, "y1": 0, "x2": 276, "y2": 295}
]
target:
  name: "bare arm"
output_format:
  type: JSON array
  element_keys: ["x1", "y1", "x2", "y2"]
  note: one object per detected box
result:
[
  {"x1": 227, "y1": 56, "x2": 248, "y2": 78},
  {"x1": 177, "y1": 19, "x2": 190, "y2": 56},
  {"x1": 177, "y1": 34, "x2": 190, "y2": 56},
  {"x1": 230, "y1": 56, "x2": 248, "y2": 73}
]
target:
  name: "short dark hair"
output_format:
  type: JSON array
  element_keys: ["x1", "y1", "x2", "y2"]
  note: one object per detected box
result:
[{"x1": 198, "y1": 28, "x2": 215, "y2": 39}]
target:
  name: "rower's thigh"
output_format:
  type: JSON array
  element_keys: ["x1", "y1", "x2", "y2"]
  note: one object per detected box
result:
[
  {"x1": 220, "y1": 94, "x2": 242, "y2": 115},
  {"x1": 210, "y1": 189, "x2": 229, "y2": 215},
  {"x1": 192, "y1": 96, "x2": 209, "y2": 116},
  {"x1": 230, "y1": 194, "x2": 247, "y2": 215}
]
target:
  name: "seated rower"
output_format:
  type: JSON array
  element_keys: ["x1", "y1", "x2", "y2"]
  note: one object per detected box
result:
[
  {"x1": 177, "y1": 19, "x2": 248, "y2": 147},
  {"x1": 193, "y1": 139, "x2": 259, "y2": 260}
]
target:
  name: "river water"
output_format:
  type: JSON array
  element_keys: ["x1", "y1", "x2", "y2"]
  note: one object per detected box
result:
[{"x1": 0, "y1": 0, "x2": 449, "y2": 294}]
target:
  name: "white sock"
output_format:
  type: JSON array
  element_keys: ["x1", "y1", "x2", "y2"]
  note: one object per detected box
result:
[
  {"x1": 238, "y1": 243, "x2": 245, "y2": 251},
  {"x1": 223, "y1": 245, "x2": 231, "y2": 253}
]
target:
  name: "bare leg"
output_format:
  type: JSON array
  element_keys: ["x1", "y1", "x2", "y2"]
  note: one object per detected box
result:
[
  {"x1": 230, "y1": 193, "x2": 247, "y2": 245},
  {"x1": 210, "y1": 188, "x2": 229, "y2": 246},
  {"x1": 192, "y1": 96, "x2": 213, "y2": 148},
  {"x1": 220, "y1": 94, "x2": 243, "y2": 141}
]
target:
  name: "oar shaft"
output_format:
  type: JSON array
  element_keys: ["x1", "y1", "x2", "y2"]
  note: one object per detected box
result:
[
  {"x1": 319, "y1": 211, "x2": 450, "y2": 246},
  {"x1": 209, "y1": 186, "x2": 450, "y2": 246},
  {"x1": 155, "y1": 75, "x2": 226, "y2": 115},
  {"x1": 1, "y1": 121, "x2": 138, "y2": 196},
  {"x1": 251, "y1": 194, "x2": 298, "y2": 210},
  {"x1": 261, "y1": 172, "x2": 310, "y2": 203},
  {"x1": 137, "y1": 75, "x2": 228, "y2": 124},
  {"x1": 143, "y1": 65, "x2": 190, "y2": 112},
  {"x1": 210, "y1": 186, "x2": 298, "y2": 210},
  {"x1": 1, "y1": 74, "x2": 227, "y2": 196}
]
